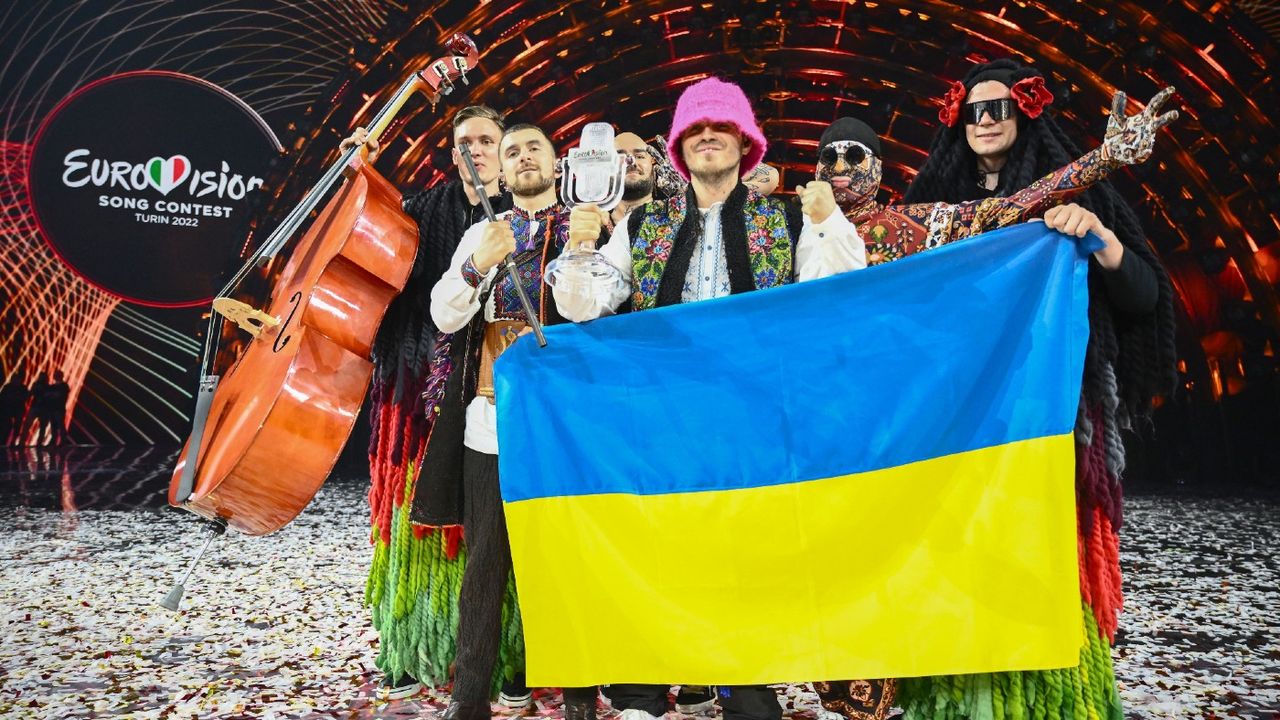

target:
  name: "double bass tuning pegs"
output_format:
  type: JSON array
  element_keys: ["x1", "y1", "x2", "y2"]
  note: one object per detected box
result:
[
  {"x1": 426, "y1": 34, "x2": 478, "y2": 100},
  {"x1": 446, "y1": 33, "x2": 477, "y2": 57}
]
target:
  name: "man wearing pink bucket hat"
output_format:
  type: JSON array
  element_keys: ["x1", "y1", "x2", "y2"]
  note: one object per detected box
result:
[
  {"x1": 551, "y1": 77, "x2": 865, "y2": 720},
  {"x1": 554, "y1": 76, "x2": 863, "y2": 318}
]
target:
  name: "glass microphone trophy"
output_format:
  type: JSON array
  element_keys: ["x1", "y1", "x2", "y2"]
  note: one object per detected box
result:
[{"x1": 544, "y1": 122, "x2": 628, "y2": 295}]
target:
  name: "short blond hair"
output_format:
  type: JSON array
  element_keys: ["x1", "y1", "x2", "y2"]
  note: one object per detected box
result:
[{"x1": 452, "y1": 105, "x2": 505, "y2": 131}]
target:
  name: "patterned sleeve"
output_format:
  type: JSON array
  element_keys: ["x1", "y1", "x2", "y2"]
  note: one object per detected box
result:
[{"x1": 937, "y1": 146, "x2": 1118, "y2": 245}]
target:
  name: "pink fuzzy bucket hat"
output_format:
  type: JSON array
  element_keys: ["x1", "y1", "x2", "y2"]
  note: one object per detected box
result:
[{"x1": 667, "y1": 77, "x2": 767, "y2": 181}]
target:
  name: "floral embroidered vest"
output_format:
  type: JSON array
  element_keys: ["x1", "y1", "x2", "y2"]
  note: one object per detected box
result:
[
  {"x1": 492, "y1": 205, "x2": 569, "y2": 321},
  {"x1": 628, "y1": 189, "x2": 792, "y2": 311}
]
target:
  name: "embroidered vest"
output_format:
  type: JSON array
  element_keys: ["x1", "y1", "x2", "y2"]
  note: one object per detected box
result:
[
  {"x1": 491, "y1": 206, "x2": 570, "y2": 321},
  {"x1": 628, "y1": 190, "x2": 792, "y2": 311}
]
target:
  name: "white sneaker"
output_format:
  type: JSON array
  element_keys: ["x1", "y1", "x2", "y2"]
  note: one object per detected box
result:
[
  {"x1": 377, "y1": 673, "x2": 423, "y2": 700},
  {"x1": 619, "y1": 709, "x2": 664, "y2": 720},
  {"x1": 498, "y1": 690, "x2": 533, "y2": 710},
  {"x1": 498, "y1": 673, "x2": 532, "y2": 710}
]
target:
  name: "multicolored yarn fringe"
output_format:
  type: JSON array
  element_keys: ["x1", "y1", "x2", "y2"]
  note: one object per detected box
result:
[
  {"x1": 898, "y1": 397, "x2": 1126, "y2": 720},
  {"x1": 365, "y1": 463, "x2": 524, "y2": 692},
  {"x1": 365, "y1": 332, "x2": 524, "y2": 693},
  {"x1": 1075, "y1": 402, "x2": 1124, "y2": 643},
  {"x1": 898, "y1": 602, "x2": 1121, "y2": 720}
]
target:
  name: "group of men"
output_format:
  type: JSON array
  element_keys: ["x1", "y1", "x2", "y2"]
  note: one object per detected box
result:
[
  {"x1": 0, "y1": 369, "x2": 71, "y2": 446},
  {"x1": 351, "y1": 59, "x2": 1177, "y2": 720}
]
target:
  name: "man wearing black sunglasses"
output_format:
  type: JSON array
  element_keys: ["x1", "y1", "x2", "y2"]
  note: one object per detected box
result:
[
  {"x1": 811, "y1": 86, "x2": 1176, "y2": 270},
  {"x1": 965, "y1": 91, "x2": 1019, "y2": 191},
  {"x1": 896, "y1": 59, "x2": 1182, "y2": 720},
  {"x1": 808, "y1": 85, "x2": 1178, "y2": 720}
]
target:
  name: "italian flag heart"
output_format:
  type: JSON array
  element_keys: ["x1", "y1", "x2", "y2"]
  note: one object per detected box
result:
[{"x1": 146, "y1": 155, "x2": 191, "y2": 195}]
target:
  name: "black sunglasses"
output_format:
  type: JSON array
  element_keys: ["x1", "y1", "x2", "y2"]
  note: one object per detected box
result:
[
  {"x1": 964, "y1": 98, "x2": 1015, "y2": 125},
  {"x1": 818, "y1": 141, "x2": 871, "y2": 168}
]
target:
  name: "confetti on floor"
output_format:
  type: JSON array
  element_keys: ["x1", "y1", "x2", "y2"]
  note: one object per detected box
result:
[{"x1": 0, "y1": 448, "x2": 1276, "y2": 718}]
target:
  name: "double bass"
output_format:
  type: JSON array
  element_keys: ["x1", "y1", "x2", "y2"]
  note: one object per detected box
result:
[{"x1": 161, "y1": 35, "x2": 481, "y2": 610}]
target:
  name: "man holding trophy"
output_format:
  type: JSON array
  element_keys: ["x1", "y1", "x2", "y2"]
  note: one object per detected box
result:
[{"x1": 549, "y1": 77, "x2": 865, "y2": 720}]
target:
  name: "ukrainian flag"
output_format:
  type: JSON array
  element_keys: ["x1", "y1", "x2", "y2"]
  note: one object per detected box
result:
[{"x1": 495, "y1": 222, "x2": 1098, "y2": 686}]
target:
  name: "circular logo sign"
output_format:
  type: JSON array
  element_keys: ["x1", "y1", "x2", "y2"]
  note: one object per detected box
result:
[{"x1": 29, "y1": 71, "x2": 281, "y2": 307}]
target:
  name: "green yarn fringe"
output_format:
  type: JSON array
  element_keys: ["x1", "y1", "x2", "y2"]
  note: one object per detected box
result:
[
  {"x1": 366, "y1": 463, "x2": 524, "y2": 695},
  {"x1": 897, "y1": 601, "x2": 1122, "y2": 720}
]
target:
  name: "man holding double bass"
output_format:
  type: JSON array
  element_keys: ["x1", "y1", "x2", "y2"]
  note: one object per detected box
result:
[{"x1": 341, "y1": 106, "x2": 531, "y2": 704}]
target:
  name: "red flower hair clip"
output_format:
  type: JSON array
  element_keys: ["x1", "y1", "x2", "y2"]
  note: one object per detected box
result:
[
  {"x1": 938, "y1": 80, "x2": 966, "y2": 127},
  {"x1": 1010, "y1": 76, "x2": 1054, "y2": 119}
]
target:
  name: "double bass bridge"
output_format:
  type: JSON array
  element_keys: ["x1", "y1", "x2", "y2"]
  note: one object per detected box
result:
[{"x1": 212, "y1": 297, "x2": 280, "y2": 338}]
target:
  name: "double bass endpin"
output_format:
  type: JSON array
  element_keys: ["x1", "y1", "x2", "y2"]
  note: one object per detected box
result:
[{"x1": 159, "y1": 518, "x2": 227, "y2": 612}]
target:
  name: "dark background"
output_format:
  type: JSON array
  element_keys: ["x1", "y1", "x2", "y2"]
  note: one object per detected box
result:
[{"x1": 0, "y1": 0, "x2": 1276, "y2": 496}]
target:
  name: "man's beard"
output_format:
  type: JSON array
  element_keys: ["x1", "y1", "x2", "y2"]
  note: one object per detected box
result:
[
  {"x1": 622, "y1": 175, "x2": 654, "y2": 202},
  {"x1": 690, "y1": 163, "x2": 738, "y2": 189},
  {"x1": 510, "y1": 170, "x2": 555, "y2": 198}
]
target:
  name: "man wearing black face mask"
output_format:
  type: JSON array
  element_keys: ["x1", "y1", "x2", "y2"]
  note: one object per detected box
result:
[{"x1": 813, "y1": 97, "x2": 1175, "y2": 268}]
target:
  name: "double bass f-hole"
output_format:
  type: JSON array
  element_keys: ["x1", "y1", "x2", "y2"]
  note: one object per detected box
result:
[{"x1": 272, "y1": 291, "x2": 302, "y2": 353}]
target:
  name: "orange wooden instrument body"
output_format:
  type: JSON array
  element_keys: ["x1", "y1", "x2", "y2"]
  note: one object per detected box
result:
[
  {"x1": 168, "y1": 36, "x2": 478, "y2": 536},
  {"x1": 168, "y1": 157, "x2": 416, "y2": 535}
]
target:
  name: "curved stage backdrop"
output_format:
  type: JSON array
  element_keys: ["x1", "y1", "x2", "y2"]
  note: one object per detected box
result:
[{"x1": 0, "y1": 0, "x2": 1277, "y2": 492}]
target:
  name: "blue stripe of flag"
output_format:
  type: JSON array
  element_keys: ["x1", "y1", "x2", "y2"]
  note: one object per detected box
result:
[{"x1": 495, "y1": 223, "x2": 1098, "y2": 503}]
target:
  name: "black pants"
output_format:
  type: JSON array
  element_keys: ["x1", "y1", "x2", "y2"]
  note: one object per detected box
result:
[
  {"x1": 563, "y1": 686, "x2": 598, "y2": 704},
  {"x1": 609, "y1": 684, "x2": 780, "y2": 720},
  {"x1": 47, "y1": 410, "x2": 69, "y2": 445},
  {"x1": 451, "y1": 449, "x2": 511, "y2": 704},
  {"x1": 0, "y1": 413, "x2": 20, "y2": 445}
]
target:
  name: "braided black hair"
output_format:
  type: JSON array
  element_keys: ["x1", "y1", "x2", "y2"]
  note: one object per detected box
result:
[
  {"x1": 367, "y1": 181, "x2": 511, "y2": 462},
  {"x1": 904, "y1": 59, "x2": 1177, "y2": 418},
  {"x1": 375, "y1": 180, "x2": 514, "y2": 383}
]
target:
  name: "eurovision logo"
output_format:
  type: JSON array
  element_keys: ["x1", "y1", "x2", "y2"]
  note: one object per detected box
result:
[{"x1": 29, "y1": 71, "x2": 281, "y2": 307}]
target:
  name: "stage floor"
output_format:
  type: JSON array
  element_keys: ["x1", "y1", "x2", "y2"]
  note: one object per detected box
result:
[{"x1": 0, "y1": 446, "x2": 1276, "y2": 719}]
